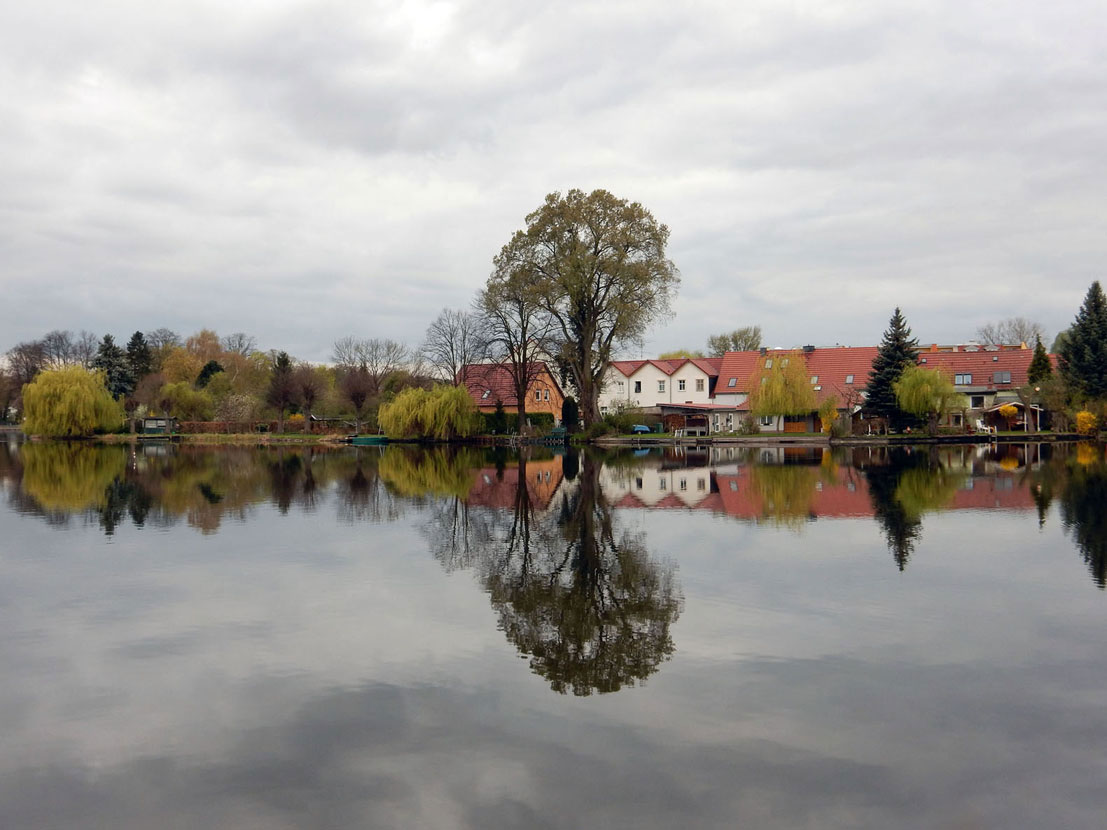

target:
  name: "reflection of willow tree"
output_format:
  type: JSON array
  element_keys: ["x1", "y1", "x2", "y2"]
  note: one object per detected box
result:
[
  {"x1": 378, "y1": 447, "x2": 483, "y2": 500},
  {"x1": 477, "y1": 454, "x2": 683, "y2": 696},
  {"x1": 20, "y1": 442, "x2": 128, "y2": 512},
  {"x1": 747, "y1": 464, "x2": 819, "y2": 529},
  {"x1": 863, "y1": 449, "x2": 964, "y2": 571}
]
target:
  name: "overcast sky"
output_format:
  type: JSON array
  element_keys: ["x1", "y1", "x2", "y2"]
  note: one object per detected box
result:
[{"x1": 1, "y1": 0, "x2": 1104, "y2": 361}]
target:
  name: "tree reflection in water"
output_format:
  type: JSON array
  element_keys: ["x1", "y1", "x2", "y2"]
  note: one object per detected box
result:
[
  {"x1": 863, "y1": 447, "x2": 965, "y2": 571},
  {"x1": 448, "y1": 452, "x2": 683, "y2": 696},
  {"x1": 1057, "y1": 444, "x2": 1107, "y2": 589}
]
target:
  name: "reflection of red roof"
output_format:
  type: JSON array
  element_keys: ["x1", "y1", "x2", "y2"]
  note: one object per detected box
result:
[
  {"x1": 612, "y1": 466, "x2": 1035, "y2": 520},
  {"x1": 465, "y1": 459, "x2": 564, "y2": 511}
]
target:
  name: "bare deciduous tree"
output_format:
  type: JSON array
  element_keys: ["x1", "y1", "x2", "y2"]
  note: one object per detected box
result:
[
  {"x1": 338, "y1": 366, "x2": 373, "y2": 433},
  {"x1": 221, "y1": 332, "x2": 258, "y2": 356},
  {"x1": 293, "y1": 364, "x2": 325, "y2": 428},
  {"x1": 477, "y1": 269, "x2": 555, "y2": 424},
  {"x1": 332, "y1": 337, "x2": 408, "y2": 393},
  {"x1": 976, "y1": 318, "x2": 1046, "y2": 346},
  {"x1": 421, "y1": 308, "x2": 487, "y2": 385}
]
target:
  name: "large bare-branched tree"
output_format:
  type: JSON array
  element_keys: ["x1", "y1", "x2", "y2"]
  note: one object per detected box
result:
[
  {"x1": 493, "y1": 189, "x2": 679, "y2": 424},
  {"x1": 477, "y1": 269, "x2": 555, "y2": 424},
  {"x1": 421, "y1": 308, "x2": 487, "y2": 385},
  {"x1": 221, "y1": 332, "x2": 258, "y2": 357},
  {"x1": 332, "y1": 337, "x2": 408, "y2": 393}
]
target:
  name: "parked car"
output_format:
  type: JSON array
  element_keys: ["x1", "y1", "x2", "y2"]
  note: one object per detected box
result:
[{"x1": 631, "y1": 424, "x2": 652, "y2": 434}]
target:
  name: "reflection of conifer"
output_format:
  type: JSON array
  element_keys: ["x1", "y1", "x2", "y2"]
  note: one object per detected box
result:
[
  {"x1": 864, "y1": 450, "x2": 923, "y2": 571},
  {"x1": 1060, "y1": 462, "x2": 1107, "y2": 589}
]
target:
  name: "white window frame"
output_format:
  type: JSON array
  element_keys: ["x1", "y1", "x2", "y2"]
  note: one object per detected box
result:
[
  {"x1": 658, "y1": 380, "x2": 665, "y2": 393},
  {"x1": 678, "y1": 379, "x2": 686, "y2": 391},
  {"x1": 696, "y1": 378, "x2": 705, "y2": 392}
]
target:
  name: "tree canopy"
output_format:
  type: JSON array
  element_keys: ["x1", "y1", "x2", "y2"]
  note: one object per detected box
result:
[
  {"x1": 866, "y1": 308, "x2": 919, "y2": 428},
  {"x1": 494, "y1": 189, "x2": 679, "y2": 424},
  {"x1": 22, "y1": 367, "x2": 124, "y2": 437},
  {"x1": 747, "y1": 351, "x2": 815, "y2": 416},
  {"x1": 1059, "y1": 281, "x2": 1107, "y2": 401},
  {"x1": 976, "y1": 317, "x2": 1046, "y2": 346},
  {"x1": 1027, "y1": 335, "x2": 1052, "y2": 383},
  {"x1": 894, "y1": 366, "x2": 962, "y2": 435},
  {"x1": 707, "y1": 326, "x2": 762, "y2": 356}
]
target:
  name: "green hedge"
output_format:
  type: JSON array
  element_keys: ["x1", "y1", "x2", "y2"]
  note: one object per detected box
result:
[{"x1": 481, "y1": 411, "x2": 555, "y2": 433}]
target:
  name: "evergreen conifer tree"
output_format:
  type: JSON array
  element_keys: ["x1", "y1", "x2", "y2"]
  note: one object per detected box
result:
[
  {"x1": 1027, "y1": 335, "x2": 1052, "y2": 384},
  {"x1": 1059, "y1": 281, "x2": 1107, "y2": 400},
  {"x1": 266, "y1": 351, "x2": 296, "y2": 433},
  {"x1": 865, "y1": 308, "x2": 919, "y2": 429},
  {"x1": 92, "y1": 335, "x2": 135, "y2": 399},
  {"x1": 125, "y1": 331, "x2": 154, "y2": 381}
]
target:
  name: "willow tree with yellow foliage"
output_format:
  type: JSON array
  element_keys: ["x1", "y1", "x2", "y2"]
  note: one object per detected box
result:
[
  {"x1": 378, "y1": 385, "x2": 480, "y2": 440},
  {"x1": 747, "y1": 351, "x2": 816, "y2": 423},
  {"x1": 21, "y1": 367, "x2": 124, "y2": 437},
  {"x1": 893, "y1": 366, "x2": 963, "y2": 436}
]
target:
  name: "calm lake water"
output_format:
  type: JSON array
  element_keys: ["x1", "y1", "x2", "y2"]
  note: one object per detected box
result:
[{"x1": 1, "y1": 437, "x2": 1106, "y2": 829}]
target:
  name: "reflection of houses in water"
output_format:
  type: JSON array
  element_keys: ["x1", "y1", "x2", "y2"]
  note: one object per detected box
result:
[
  {"x1": 465, "y1": 455, "x2": 567, "y2": 511},
  {"x1": 603, "y1": 457, "x2": 1036, "y2": 520}
]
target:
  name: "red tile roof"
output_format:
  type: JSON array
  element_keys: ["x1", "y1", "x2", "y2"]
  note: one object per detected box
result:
[
  {"x1": 610, "y1": 357, "x2": 722, "y2": 378},
  {"x1": 915, "y1": 348, "x2": 1038, "y2": 390},
  {"x1": 458, "y1": 362, "x2": 557, "y2": 407},
  {"x1": 717, "y1": 347, "x2": 878, "y2": 408}
]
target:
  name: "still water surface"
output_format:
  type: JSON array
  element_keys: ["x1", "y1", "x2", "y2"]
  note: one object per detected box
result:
[{"x1": 1, "y1": 438, "x2": 1105, "y2": 828}]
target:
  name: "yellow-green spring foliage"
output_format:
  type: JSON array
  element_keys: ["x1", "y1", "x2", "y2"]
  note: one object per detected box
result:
[
  {"x1": 893, "y1": 366, "x2": 961, "y2": 419},
  {"x1": 747, "y1": 351, "x2": 816, "y2": 416},
  {"x1": 22, "y1": 367, "x2": 124, "y2": 437},
  {"x1": 20, "y1": 442, "x2": 127, "y2": 511},
  {"x1": 378, "y1": 385, "x2": 479, "y2": 439},
  {"x1": 1075, "y1": 410, "x2": 1097, "y2": 436}
]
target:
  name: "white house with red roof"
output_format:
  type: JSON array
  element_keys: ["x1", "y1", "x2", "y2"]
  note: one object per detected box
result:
[
  {"x1": 599, "y1": 357, "x2": 721, "y2": 413},
  {"x1": 600, "y1": 341, "x2": 1052, "y2": 434}
]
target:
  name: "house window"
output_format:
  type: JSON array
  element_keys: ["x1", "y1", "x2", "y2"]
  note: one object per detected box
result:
[
  {"x1": 658, "y1": 380, "x2": 665, "y2": 393},
  {"x1": 725, "y1": 414, "x2": 733, "y2": 430},
  {"x1": 759, "y1": 415, "x2": 774, "y2": 427},
  {"x1": 678, "y1": 379, "x2": 686, "y2": 391},
  {"x1": 781, "y1": 358, "x2": 789, "y2": 366},
  {"x1": 697, "y1": 478, "x2": 706, "y2": 491},
  {"x1": 482, "y1": 389, "x2": 491, "y2": 399},
  {"x1": 764, "y1": 359, "x2": 773, "y2": 369},
  {"x1": 535, "y1": 390, "x2": 541, "y2": 401},
  {"x1": 970, "y1": 395, "x2": 985, "y2": 408},
  {"x1": 543, "y1": 389, "x2": 550, "y2": 401},
  {"x1": 727, "y1": 377, "x2": 736, "y2": 387},
  {"x1": 696, "y1": 378, "x2": 704, "y2": 392},
  {"x1": 845, "y1": 374, "x2": 854, "y2": 384},
  {"x1": 635, "y1": 477, "x2": 643, "y2": 490},
  {"x1": 659, "y1": 478, "x2": 667, "y2": 490},
  {"x1": 679, "y1": 478, "x2": 687, "y2": 491},
  {"x1": 952, "y1": 413, "x2": 963, "y2": 426},
  {"x1": 810, "y1": 375, "x2": 818, "y2": 384},
  {"x1": 729, "y1": 480, "x2": 738, "y2": 492},
  {"x1": 955, "y1": 374, "x2": 972, "y2": 385},
  {"x1": 617, "y1": 380, "x2": 624, "y2": 390},
  {"x1": 634, "y1": 381, "x2": 641, "y2": 393},
  {"x1": 993, "y1": 371, "x2": 1011, "y2": 384}
]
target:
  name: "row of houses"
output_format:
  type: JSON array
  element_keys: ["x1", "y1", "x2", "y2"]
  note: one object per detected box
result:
[
  {"x1": 456, "y1": 340, "x2": 1048, "y2": 434},
  {"x1": 601, "y1": 341, "x2": 1047, "y2": 434}
]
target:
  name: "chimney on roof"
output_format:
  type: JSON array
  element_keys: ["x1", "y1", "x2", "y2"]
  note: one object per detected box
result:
[
  {"x1": 931, "y1": 343, "x2": 938, "y2": 352},
  {"x1": 803, "y1": 344, "x2": 815, "y2": 353}
]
